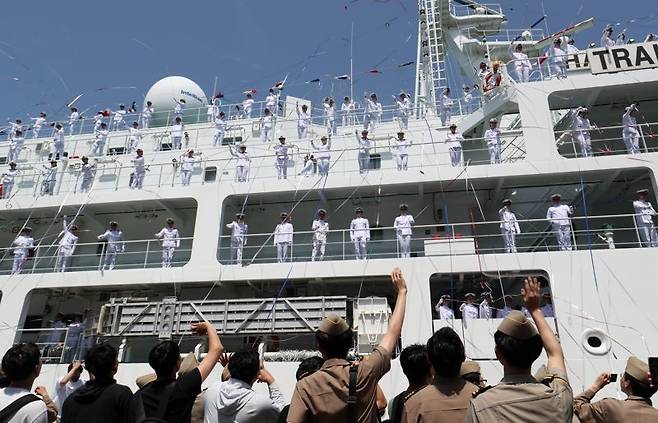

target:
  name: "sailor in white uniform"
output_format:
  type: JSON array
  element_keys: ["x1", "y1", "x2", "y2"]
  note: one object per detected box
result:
[
  {"x1": 55, "y1": 216, "x2": 79, "y2": 272},
  {"x1": 435, "y1": 295, "x2": 455, "y2": 320},
  {"x1": 341, "y1": 96, "x2": 355, "y2": 126},
  {"x1": 229, "y1": 144, "x2": 250, "y2": 182},
  {"x1": 445, "y1": 124, "x2": 464, "y2": 167},
  {"x1": 112, "y1": 104, "x2": 127, "y2": 131},
  {"x1": 52, "y1": 124, "x2": 65, "y2": 160},
  {"x1": 93, "y1": 111, "x2": 104, "y2": 132},
  {"x1": 242, "y1": 93, "x2": 254, "y2": 119},
  {"x1": 180, "y1": 149, "x2": 196, "y2": 186},
  {"x1": 572, "y1": 107, "x2": 595, "y2": 158},
  {"x1": 274, "y1": 212, "x2": 293, "y2": 263},
  {"x1": 7, "y1": 130, "x2": 24, "y2": 163},
  {"x1": 485, "y1": 118, "x2": 502, "y2": 164},
  {"x1": 509, "y1": 43, "x2": 533, "y2": 83},
  {"x1": 566, "y1": 38, "x2": 580, "y2": 55},
  {"x1": 499, "y1": 199, "x2": 521, "y2": 253},
  {"x1": 311, "y1": 209, "x2": 329, "y2": 261},
  {"x1": 459, "y1": 293, "x2": 479, "y2": 319},
  {"x1": 141, "y1": 101, "x2": 154, "y2": 129},
  {"x1": 265, "y1": 89, "x2": 277, "y2": 114},
  {"x1": 1, "y1": 162, "x2": 18, "y2": 199},
  {"x1": 91, "y1": 123, "x2": 109, "y2": 156},
  {"x1": 323, "y1": 97, "x2": 336, "y2": 136},
  {"x1": 170, "y1": 117, "x2": 185, "y2": 150},
  {"x1": 173, "y1": 98, "x2": 186, "y2": 119},
  {"x1": 11, "y1": 227, "x2": 34, "y2": 275},
  {"x1": 97, "y1": 221, "x2": 125, "y2": 271},
  {"x1": 79, "y1": 156, "x2": 96, "y2": 193},
  {"x1": 601, "y1": 26, "x2": 615, "y2": 48},
  {"x1": 213, "y1": 111, "x2": 227, "y2": 146},
  {"x1": 31, "y1": 112, "x2": 47, "y2": 139},
  {"x1": 274, "y1": 136, "x2": 289, "y2": 180},
  {"x1": 546, "y1": 193, "x2": 574, "y2": 251},
  {"x1": 154, "y1": 218, "x2": 180, "y2": 268},
  {"x1": 392, "y1": 131, "x2": 411, "y2": 171},
  {"x1": 131, "y1": 149, "x2": 146, "y2": 189},
  {"x1": 68, "y1": 107, "x2": 80, "y2": 135},
  {"x1": 311, "y1": 136, "x2": 331, "y2": 176},
  {"x1": 296, "y1": 103, "x2": 311, "y2": 139},
  {"x1": 394, "y1": 93, "x2": 411, "y2": 130},
  {"x1": 364, "y1": 93, "x2": 381, "y2": 133},
  {"x1": 498, "y1": 295, "x2": 514, "y2": 318},
  {"x1": 226, "y1": 213, "x2": 248, "y2": 265},
  {"x1": 439, "y1": 88, "x2": 453, "y2": 126},
  {"x1": 633, "y1": 189, "x2": 658, "y2": 247},
  {"x1": 350, "y1": 207, "x2": 370, "y2": 260},
  {"x1": 541, "y1": 293, "x2": 554, "y2": 318},
  {"x1": 355, "y1": 130, "x2": 372, "y2": 174},
  {"x1": 394, "y1": 203, "x2": 414, "y2": 258},
  {"x1": 6, "y1": 119, "x2": 23, "y2": 141},
  {"x1": 548, "y1": 38, "x2": 567, "y2": 79},
  {"x1": 622, "y1": 104, "x2": 640, "y2": 154},
  {"x1": 479, "y1": 293, "x2": 493, "y2": 319},
  {"x1": 41, "y1": 160, "x2": 58, "y2": 196},
  {"x1": 206, "y1": 101, "x2": 217, "y2": 123},
  {"x1": 260, "y1": 108, "x2": 274, "y2": 143},
  {"x1": 462, "y1": 86, "x2": 474, "y2": 114}
]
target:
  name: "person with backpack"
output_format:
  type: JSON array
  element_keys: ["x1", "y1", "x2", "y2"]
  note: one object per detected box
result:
[
  {"x1": 0, "y1": 343, "x2": 48, "y2": 423},
  {"x1": 387, "y1": 345, "x2": 431, "y2": 423}
]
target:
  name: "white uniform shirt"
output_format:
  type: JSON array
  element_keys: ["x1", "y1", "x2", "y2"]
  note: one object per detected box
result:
[
  {"x1": 155, "y1": 227, "x2": 180, "y2": 247},
  {"x1": 133, "y1": 156, "x2": 145, "y2": 173},
  {"x1": 54, "y1": 378, "x2": 86, "y2": 414},
  {"x1": 53, "y1": 128, "x2": 65, "y2": 145},
  {"x1": 566, "y1": 44, "x2": 580, "y2": 55},
  {"x1": 341, "y1": 102, "x2": 355, "y2": 114},
  {"x1": 13, "y1": 235, "x2": 34, "y2": 255},
  {"x1": 69, "y1": 111, "x2": 80, "y2": 125},
  {"x1": 231, "y1": 150, "x2": 250, "y2": 167},
  {"x1": 365, "y1": 99, "x2": 381, "y2": 115},
  {"x1": 274, "y1": 144, "x2": 289, "y2": 160},
  {"x1": 1, "y1": 169, "x2": 17, "y2": 184},
  {"x1": 274, "y1": 222, "x2": 293, "y2": 244},
  {"x1": 215, "y1": 118, "x2": 227, "y2": 133},
  {"x1": 498, "y1": 306, "x2": 513, "y2": 319},
  {"x1": 98, "y1": 229, "x2": 124, "y2": 249},
  {"x1": 549, "y1": 46, "x2": 566, "y2": 64},
  {"x1": 350, "y1": 217, "x2": 370, "y2": 240},
  {"x1": 10, "y1": 135, "x2": 25, "y2": 149},
  {"x1": 393, "y1": 138, "x2": 411, "y2": 155},
  {"x1": 601, "y1": 35, "x2": 615, "y2": 48},
  {"x1": 546, "y1": 204, "x2": 572, "y2": 226},
  {"x1": 34, "y1": 117, "x2": 47, "y2": 127},
  {"x1": 484, "y1": 128, "x2": 501, "y2": 146},
  {"x1": 59, "y1": 230, "x2": 79, "y2": 251},
  {"x1": 394, "y1": 214, "x2": 414, "y2": 236},
  {"x1": 324, "y1": 103, "x2": 335, "y2": 120},
  {"x1": 463, "y1": 91, "x2": 473, "y2": 106},
  {"x1": 129, "y1": 127, "x2": 142, "y2": 141},
  {"x1": 0, "y1": 387, "x2": 48, "y2": 423},
  {"x1": 623, "y1": 111, "x2": 638, "y2": 133},
  {"x1": 437, "y1": 304, "x2": 454, "y2": 320},
  {"x1": 397, "y1": 98, "x2": 411, "y2": 116},
  {"x1": 460, "y1": 303, "x2": 479, "y2": 319},
  {"x1": 174, "y1": 103, "x2": 183, "y2": 115},
  {"x1": 181, "y1": 156, "x2": 195, "y2": 172},
  {"x1": 261, "y1": 114, "x2": 273, "y2": 128},
  {"x1": 499, "y1": 207, "x2": 520, "y2": 233},
  {"x1": 297, "y1": 109, "x2": 311, "y2": 128},
  {"x1": 573, "y1": 115, "x2": 592, "y2": 139},
  {"x1": 142, "y1": 106, "x2": 154, "y2": 119},
  {"x1": 265, "y1": 94, "x2": 276, "y2": 110},
  {"x1": 42, "y1": 166, "x2": 57, "y2": 182},
  {"x1": 511, "y1": 51, "x2": 532, "y2": 69},
  {"x1": 633, "y1": 200, "x2": 657, "y2": 224},
  {"x1": 313, "y1": 141, "x2": 331, "y2": 159},
  {"x1": 226, "y1": 221, "x2": 248, "y2": 240},
  {"x1": 479, "y1": 301, "x2": 493, "y2": 319},
  {"x1": 81, "y1": 163, "x2": 95, "y2": 179},
  {"x1": 356, "y1": 134, "x2": 372, "y2": 154},
  {"x1": 113, "y1": 109, "x2": 126, "y2": 122},
  {"x1": 95, "y1": 129, "x2": 109, "y2": 144},
  {"x1": 242, "y1": 98, "x2": 254, "y2": 112},
  {"x1": 445, "y1": 132, "x2": 464, "y2": 149},
  {"x1": 170, "y1": 123, "x2": 184, "y2": 138},
  {"x1": 312, "y1": 219, "x2": 329, "y2": 242},
  {"x1": 440, "y1": 94, "x2": 453, "y2": 110}
]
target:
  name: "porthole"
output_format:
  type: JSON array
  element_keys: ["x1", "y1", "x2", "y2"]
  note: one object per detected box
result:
[{"x1": 581, "y1": 328, "x2": 611, "y2": 355}]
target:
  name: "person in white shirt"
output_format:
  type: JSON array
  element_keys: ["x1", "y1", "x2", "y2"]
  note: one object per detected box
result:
[
  {"x1": 213, "y1": 111, "x2": 227, "y2": 146},
  {"x1": 1, "y1": 162, "x2": 18, "y2": 199},
  {"x1": 311, "y1": 136, "x2": 331, "y2": 176},
  {"x1": 364, "y1": 93, "x2": 381, "y2": 133},
  {"x1": 30, "y1": 112, "x2": 47, "y2": 139},
  {"x1": 477, "y1": 62, "x2": 491, "y2": 88},
  {"x1": 572, "y1": 107, "x2": 596, "y2": 158},
  {"x1": 296, "y1": 103, "x2": 311, "y2": 139},
  {"x1": 459, "y1": 293, "x2": 479, "y2": 319},
  {"x1": 229, "y1": 144, "x2": 250, "y2": 182},
  {"x1": 392, "y1": 131, "x2": 411, "y2": 171},
  {"x1": 622, "y1": 103, "x2": 641, "y2": 155},
  {"x1": 540, "y1": 293, "x2": 554, "y2": 318},
  {"x1": 509, "y1": 43, "x2": 533, "y2": 83},
  {"x1": 154, "y1": 218, "x2": 180, "y2": 268},
  {"x1": 462, "y1": 85, "x2": 474, "y2": 114},
  {"x1": 52, "y1": 124, "x2": 65, "y2": 160},
  {"x1": 633, "y1": 189, "x2": 658, "y2": 247},
  {"x1": 11, "y1": 227, "x2": 34, "y2": 275},
  {"x1": 601, "y1": 26, "x2": 615, "y2": 48},
  {"x1": 141, "y1": 101, "x2": 154, "y2": 129},
  {"x1": 170, "y1": 117, "x2": 185, "y2": 150},
  {"x1": 394, "y1": 203, "x2": 414, "y2": 258},
  {"x1": 298, "y1": 154, "x2": 317, "y2": 177},
  {"x1": 131, "y1": 149, "x2": 146, "y2": 189},
  {"x1": 55, "y1": 216, "x2": 79, "y2": 272},
  {"x1": 40, "y1": 160, "x2": 58, "y2": 196},
  {"x1": 0, "y1": 343, "x2": 48, "y2": 423},
  {"x1": 341, "y1": 96, "x2": 355, "y2": 126},
  {"x1": 311, "y1": 209, "x2": 329, "y2": 261},
  {"x1": 439, "y1": 87, "x2": 453, "y2": 126},
  {"x1": 127, "y1": 121, "x2": 142, "y2": 153},
  {"x1": 274, "y1": 136, "x2": 289, "y2": 180},
  {"x1": 7, "y1": 130, "x2": 24, "y2": 163},
  {"x1": 91, "y1": 122, "x2": 109, "y2": 156},
  {"x1": 242, "y1": 93, "x2": 254, "y2": 119},
  {"x1": 548, "y1": 38, "x2": 567, "y2": 79},
  {"x1": 265, "y1": 88, "x2": 277, "y2": 114},
  {"x1": 112, "y1": 104, "x2": 127, "y2": 131},
  {"x1": 483, "y1": 62, "x2": 503, "y2": 96},
  {"x1": 68, "y1": 107, "x2": 80, "y2": 135},
  {"x1": 394, "y1": 92, "x2": 411, "y2": 130},
  {"x1": 260, "y1": 108, "x2": 274, "y2": 143},
  {"x1": 497, "y1": 295, "x2": 514, "y2": 318},
  {"x1": 435, "y1": 294, "x2": 454, "y2": 320},
  {"x1": 566, "y1": 38, "x2": 580, "y2": 55},
  {"x1": 350, "y1": 207, "x2": 370, "y2": 259},
  {"x1": 179, "y1": 149, "x2": 196, "y2": 186},
  {"x1": 79, "y1": 156, "x2": 96, "y2": 193},
  {"x1": 206, "y1": 101, "x2": 217, "y2": 123},
  {"x1": 445, "y1": 124, "x2": 464, "y2": 167},
  {"x1": 479, "y1": 293, "x2": 493, "y2": 319},
  {"x1": 173, "y1": 98, "x2": 186, "y2": 119},
  {"x1": 484, "y1": 118, "x2": 502, "y2": 164},
  {"x1": 226, "y1": 213, "x2": 248, "y2": 264},
  {"x1": 97, "y1": 221, "x2": 125, "y2": 271},
  {"x1": 323, "y1": 97, "x2": 337, "y2": 136},
  {"x1": 546, "y1": 193, "x2": 574, "y2": 251},
  {"x1": 499, "y1": 199, "x2": 521, "y2": 253},
  {"x1": 93, "y1": 111, "x2": 104, "y2": 132},
  {"x1": 355, "y1": 129, "x2": 372, "y2": 174},
  {"x1": 274, "y1": 212, "x2": 293, "y2": 263},
  {"x1": 53, "y1": 361, "x2": 86, "y2": 416},
  {"x1": 6, "y1": 118, "x2": 23, "y2": 141}
]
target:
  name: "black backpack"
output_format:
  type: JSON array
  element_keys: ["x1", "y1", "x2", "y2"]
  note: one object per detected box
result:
[
  {"x1": 0, "y1": 393, "x2": 41, "y2": 423},
  {"x1": 133, "y1": 381, "x2": 176, "y2": 423}
]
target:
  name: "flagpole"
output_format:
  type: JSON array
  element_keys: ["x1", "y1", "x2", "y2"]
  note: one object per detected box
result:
[{"x1": 350, "y1": 21, "x2": 354, "y2": 101}]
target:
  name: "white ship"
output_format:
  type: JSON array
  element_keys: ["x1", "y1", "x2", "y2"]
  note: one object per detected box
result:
[{"x1": 1, "y1": 0, "x2": 657, "y2": 407}]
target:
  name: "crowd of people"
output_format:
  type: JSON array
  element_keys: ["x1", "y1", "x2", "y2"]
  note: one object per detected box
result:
[{"x1": 1, "y1": 268, "x2": 656, "y2": 422}]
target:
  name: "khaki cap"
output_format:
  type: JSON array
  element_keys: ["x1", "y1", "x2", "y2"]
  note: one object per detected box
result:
[
  {"x1": 460, "y1": 360, "x2": 481, "y2": 376},
  {"x1": 497, "y1": 310, "x2": 538, "y2": 340},
  {"x1": 178, "y1": 353, "x2": 199, "y2": 376},
  {"x1": 318, "y1": 313, "x2": 350, "y2": 336},
  {"x1": 625, "y1": 356, "x2": 650, "y2": 384},
  {"x1": 135, "y1": 373, "x2": 157, "y2": 388}
]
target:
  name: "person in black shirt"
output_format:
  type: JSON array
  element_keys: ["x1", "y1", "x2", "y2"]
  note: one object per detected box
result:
[
  {"x1": 60, "y1": 343, "x2": 132, "y2": 423},
  {"x1": 132, "y1": 321, "x2": 224, "y2": 423}
]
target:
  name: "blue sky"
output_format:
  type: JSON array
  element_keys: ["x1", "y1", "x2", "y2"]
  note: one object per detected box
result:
[{"x1": 0, "y1": 0, "x2": 655, "y2": 123}]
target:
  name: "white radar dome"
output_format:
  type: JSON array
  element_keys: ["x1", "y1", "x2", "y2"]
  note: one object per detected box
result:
[{"x1": 144, "y1": 76, "x2": 208, "y2": 114}]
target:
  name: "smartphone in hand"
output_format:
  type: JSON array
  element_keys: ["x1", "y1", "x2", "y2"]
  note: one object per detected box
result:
[
  {"x1": 609, "y1": 373, "x2": 617, "y2": 383},
  {"x1": 649, "y1": 357, "x2": 658, "y2": 385}
]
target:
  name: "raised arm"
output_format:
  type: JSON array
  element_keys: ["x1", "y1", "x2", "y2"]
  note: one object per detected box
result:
[
  {"x1": 59, "y1": 361, "x2": 83, "y2": 385},
  {"x1": 378, "y1": 267, "x2": 408, "y2": 353},
  {"x1": 97, "y1": 230, "x2": 109, "y2": 241},
  {"x1": 191, "y1": 321, "x2": 224, "y2": 382}
]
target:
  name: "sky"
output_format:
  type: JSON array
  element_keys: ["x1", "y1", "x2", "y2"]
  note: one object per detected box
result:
[{"x1": 0, "y1": 0, "x2": 656, "y2": 123}]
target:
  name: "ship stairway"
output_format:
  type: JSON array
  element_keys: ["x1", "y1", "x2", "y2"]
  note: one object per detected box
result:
[{"x1": 418, "y1": 0, "x2": 449, "y2": 113}]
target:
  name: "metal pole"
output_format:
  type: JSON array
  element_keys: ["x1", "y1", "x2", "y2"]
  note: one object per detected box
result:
[
  {"x1": 143, "y1": 240, "x2": 151, "y2": 268},
  {"x1": 350, "y1": 22, "x2": 354, "y2": 103}
]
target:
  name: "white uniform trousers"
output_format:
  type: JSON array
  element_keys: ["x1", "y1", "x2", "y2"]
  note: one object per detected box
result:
[
  {"x1": 440, "y1": 109, "x2": 451, "y2": 126},
  {"x1": 172, "y1": 136, "x2": 182, "y2": 150},
  {"x1": 449, "y1": 147, "x2": 462, "y2": 167},
  {"x1": 243, "y1": 106, "x2": 252, "y2": 119},
  {"x1": 515, "y1": 66, "x2": 530, "y2": 83},
  {"x1": 353, "y1": 238, "x2": 367, "y2": 260},
  {"x1": 297, "y1": 126, "x2": 308, "y2": 139},
  {"x1": 41, "y1": 180, "x2": 55, "y2": 196},
  {"x1": 501, "y1": 228, "x2": 517, "y2": 253},
  {"x1": 52, "y1": 143, "x2": 64, "y2": 159},
  {"x1": 141, "y1": 116, "x2": 150, "y2": 129},
  {"x1": 552, "y1": 62, "x2": 567, "y2": 79},
  {"x1": 358, "y1": 152, "x2": 370, "y2": 174},
  {"x1": 397, "y1": 234, "x2": 412, "y2": 258},
  {"x1": 80, "y1": 177, "x2": 93, "y2": 193},
  {"x1": 398, "y1": 114, "x2": 409, "y2": 130},
  {"x1": 317, "y1": 158, "x2": 330, "y2": 176},
  {"x1": 32, "y1": 125, "x2": 41, "y2": 139},
  {"x1": 12, "y1": 252, "x2": 27, "y2": 274},
  {"x1": 102, "y1": 245, "x2": 121, "y2": 270},
  {"x1": 91, "y1": 141, "x2": 105, "y2": 156},
  {"x1": 396, "y1": 154, "x2": 408, "y2": 171},
  {"x1": 261, "y1": 126, "x2": 272, "y2": 143},
  {"x1": 230, "y1": 238, "x2": 244, "y2": 264},
  {"x1": 488, "y1": 143, "x2": 501, "y2": 164},
  {"x1": 638, "y1": 222, "x2": 658, "y2": 247},
  {"x1": 312, "y1": 240, "x2": 326, "y2": 261},
  {"x1": 213, "y1": 131, "x2": 225, "y2": 146},
  {"x1": 576, "y1": 135, "x2": 592, "y2": 157},
  {"x1": 623, "y1": 130, "x2": 640, "y2": 154},
  {"x1": 235, "y1": 165, "x2": 249, "y2": 182},
  {"x1": 2, "y1": 182, "x2": 14, "y2": 199},
  {"x1": 131, "y1": 171, "x2": 145, "y2": 189},
  {"x1": 553, "y1": 224, "x2": 573, "y2": 251},
  {"x1": 161, "y1": 246, "x2": 176, "y2": 268},
  {"x1": 364, "y1": 113, "x2": 376, "y2": 133},
  {"x1": 276, "y1": 242, "x2": 290, "y2": 263},
  {"x1": 55, "y1": 247, "x2": 74, "y2": 272},
  {"x1": 7, "y1": 146, "x2": 20, "y2": 162},
  {"x1": 276, "y1": 158, "x2": 288, "y2": 179},
  {"x1": 326, "y1": 119, "x2": 336, "y2": 136},
  {"x1": 181, "y1": 170, "x2": 192, "y2": 186}
]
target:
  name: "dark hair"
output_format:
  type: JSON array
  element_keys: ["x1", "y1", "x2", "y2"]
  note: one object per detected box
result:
[
  {"x1": 400, "y1": 344, "x2": 431, "y2": 385},
  {"x1": 1, "y1": 343, "x2": 41, "y2": 382},
  {"x1": 462, "y1": 372, "x2": 481, "y2": 386},
  {"x1": 148, "y1": 341, "x2": 180, "y2": 377},
  {"x1": 227, "y1": 350, "x2": 260, "y2": 384},
  {"x1": 494, "y1": 331, "x2": 543, "y2": 369},
  {"x1": 426, "y1": 327, "x2": 465, "y2": 377},
  {"x1": 85, "y1": 343, "x2": 117, "y2": 380},
  {"x1": 315, "y1": 329, "x2": 354, "y2": 359},
  {"x1": 624, "y1": 373, "x2": 658, "y2": 399},
  {"x1": 295, "y1": 356, "x2": 324, "y2": 380}
]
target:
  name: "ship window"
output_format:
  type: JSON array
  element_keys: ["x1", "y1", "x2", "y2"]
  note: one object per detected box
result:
[
  {"x1": 204, "y1": 166, "x2": 217, "y2": 182},
  {"x1": 369, "y1": 154, "x2": 381, "y2": 169}
]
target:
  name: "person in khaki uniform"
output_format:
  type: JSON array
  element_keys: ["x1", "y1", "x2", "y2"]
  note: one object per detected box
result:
[
  {"x1": 402, "y1": 327, "x2": 478, "y2": 423},
  {"x1": 287, "y1": 267, "x2": 408, "y2": 423},
  {"x1": 573, "y1": 356, "x2": 658, "y2": 422},
  {"x1": 465, "y1": 277, "x2": 573, "y2": 422}
]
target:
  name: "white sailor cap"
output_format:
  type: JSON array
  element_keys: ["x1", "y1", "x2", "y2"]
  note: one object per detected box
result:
[{"x1": 489, "y1": 118, "x2": 498, "y2": 123}]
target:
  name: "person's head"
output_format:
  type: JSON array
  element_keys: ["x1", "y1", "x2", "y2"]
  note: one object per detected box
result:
[
  {"x1": 132, "y1": 122, "x2": 139, "y2": 128},
  {"x1": 578, "y1": 107, "x2": 589, "y2": 117},
  {"x1": 187, "y1": 149, "x2": 194, "y2": 157},
  {"x1": 84, "y1": 343, "x2": 118, "y2": 380},
  {"x1": 55, "y1": 123, "x2": 62, "y2": 130},
  {"x1": 9, "y1": 161, "x2": 16, "y2": 169},
  {"x1": 175, "y1": 117, "x2": 182, "y2": 124},
  {"x1": 21, "y1": 226, "x2": 32, "y2": 236},
  {"x1": 551, "y1": 194, "x2": 561, "y2": 204},
  {"x1": 604, "y1": 26, "x2": 613, "y2": 35},
  {"x1": 301, "y1": 104, "x2": 308, "y2": 112},
  {"x1": 494, "y1": 310, "x2": 543, "y2": 371},
  {"x1": 71, "y1": 107, "x2": 78, "y2": 112},
  {"x1": 489, "y1": 118, "x2": 498, "y2": 128},
  {"x1": 119, "y1": 104, "x2": 125, "y2": 110},
  {"x1": 449, "y1": 123, "x2": 457, "y2": 133},
  {"x1": 620, "y1": 357, "x2": 657, "y2": 398},
  {"x1": 568, "y1": 38, "x2": 575, "y2": 45},
  {"x1": 136, "y1": 148, "x2": 143, "y2": 157},
  {"x1": 40, "y1": 112, "x2": 47, "y2": 117},
  {"x1": 236, "y1": 213, "x2": 245, "y2": 223},
  {"x1": 343, "y1": 96, "x2": 350, "y2": 103},
  {"x1": 320, "y1": 136, "x2": 328, "y2": 145},
  {"x1": 397, "y1": 131, "x2": 405, "y2": 140},
  {"x1": 149, "y1": 340, "x2": 181, "y2": 378},
  {"x1": 465, "y1": 293, "x2": 476, "y2": 304},
  {"x1": 315, "y1": 314, "x2": 353, "y2": 359},
  {"x1": 479, "y1": 62, "x2": 488, "y2": 71},
  {"x1": 269, "y1": 88, "x2": 274, "y2": 94},
  {"x1": 460, "y1": 361, "x2": 485, "y2": 388},
  {"x1": 239, "y1": 144, "x2": 247, "y2": 153},
  {"x1": 295, "y1": 356, "x2": 324, "y2": 380},
  {"x1": 400, "y1": 344, "x2": 432, "y2": 386},
  {"x1": 463, "y1": 85, "x2": 470, "y2": 92},
  {"x1": 440, "y1": 294, "x2": 451, "y2": 306},
  {"x1": 503, "y1": 199, "x2": 512, "y2": 208},
  {"x1": 400, "y1": 92, "x2": 407, "y2": 99},
  {"x1": 166, "y1": 218, "x2": 175, "y2": 228},
  {"x1": 179, "y1": 99, "x2": 186, "y2": 104},
  {"x1": 542, "y1": 292, "x2": 552, "y2": 305},
  {"x1": 492, "y1": 61, "x2": 500, "y2": 72},
  {"x1": 219, "y1": 111, "x2": 225, "y2": 118},
  {"x1": 554, "y1": 38, "x2": 562, "y2": 46},
  {"x1": 637, "y1": 189, "x2": 649, "y2": 200},
  {"x1": 227, "y1": 350, "x2": 260, "y2": 385},
  {"x1": 355, "y1": 207, "x2": 364, "y2": 217},
  {"x1": 246, "y1": 93, "x2": 252, "y2": 99},
  {"x1": 280, "y1": 212, "x2": 289, "y2": 222},
  {"x1": 146, "y1": 101, "x2": 152, "y2": 107},
  {"x1": 443, "y1": 87, "x2": 450, "y2": 96},
  {"x1": 426, "y1": 327, "x2": 465, "y2": 378},
  {"x1": 15, "y1": 130, "x2": 22, "y2": 137},
  {"x1": 50, "y1": 160, "x2": 58, "y2": 167},
  {"x1": 515, "y1": 44, "x2": 523, "y2": 52},
  {"x1": 70, "y1": 224, "x2": 79, "y2": 236},
  {"x1": 317, "y1": 209, "x2": 326, "y2": 220},
  {"x1": 15, "y1": 119, "x2": 22, "y2": 124},
  {"x1": 1, "y1": 343, "x2": 42, "y2": 385},
  {"x1": 278, "y1": 136, "x2": 286, "y2": 144},
  {"x1": 109, "y1": 221, "x2": 118, "y2": 230},
  {"x1": 67, "y1": 362, "x2": 84, "y2": 382},
  {"x1": 100, "y1": 122, "x2": 107, "y2": 129},
  {"x1": 264, "y1": 108, "x2": 271, "y2": 116},
  {"x1": 361, "y1": 130, "x2": 368, "y2": 138},
  {"x1": 399, "y1": 203, "x2": 408, "y2": 214}
]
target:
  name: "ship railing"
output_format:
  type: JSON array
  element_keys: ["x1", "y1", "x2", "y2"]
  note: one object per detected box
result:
[
  {"x1": 502, "y1": 52, "x2": 593, "y2": 84},
  {"x1": 0, "y1": 237, "x2": 194, "y2": 275},
  {"x1": 554, "y1": 122, "x2": 658, "y2": 158},
  {"x1": 461, "y1": 27, "x2": 545, "y2": 43},
  {"x1": 2, "y1": 132, "x2": 527, "y2": 198},
  {"x1": 449, "y1": 3, "x2": 503, "y2": 17},
  {"x1": 12, "y1": 327, "x2": 88, "y2": 364},
  {"x1": 217, "y1": 213, "x2": 647, "y2": 265}
]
